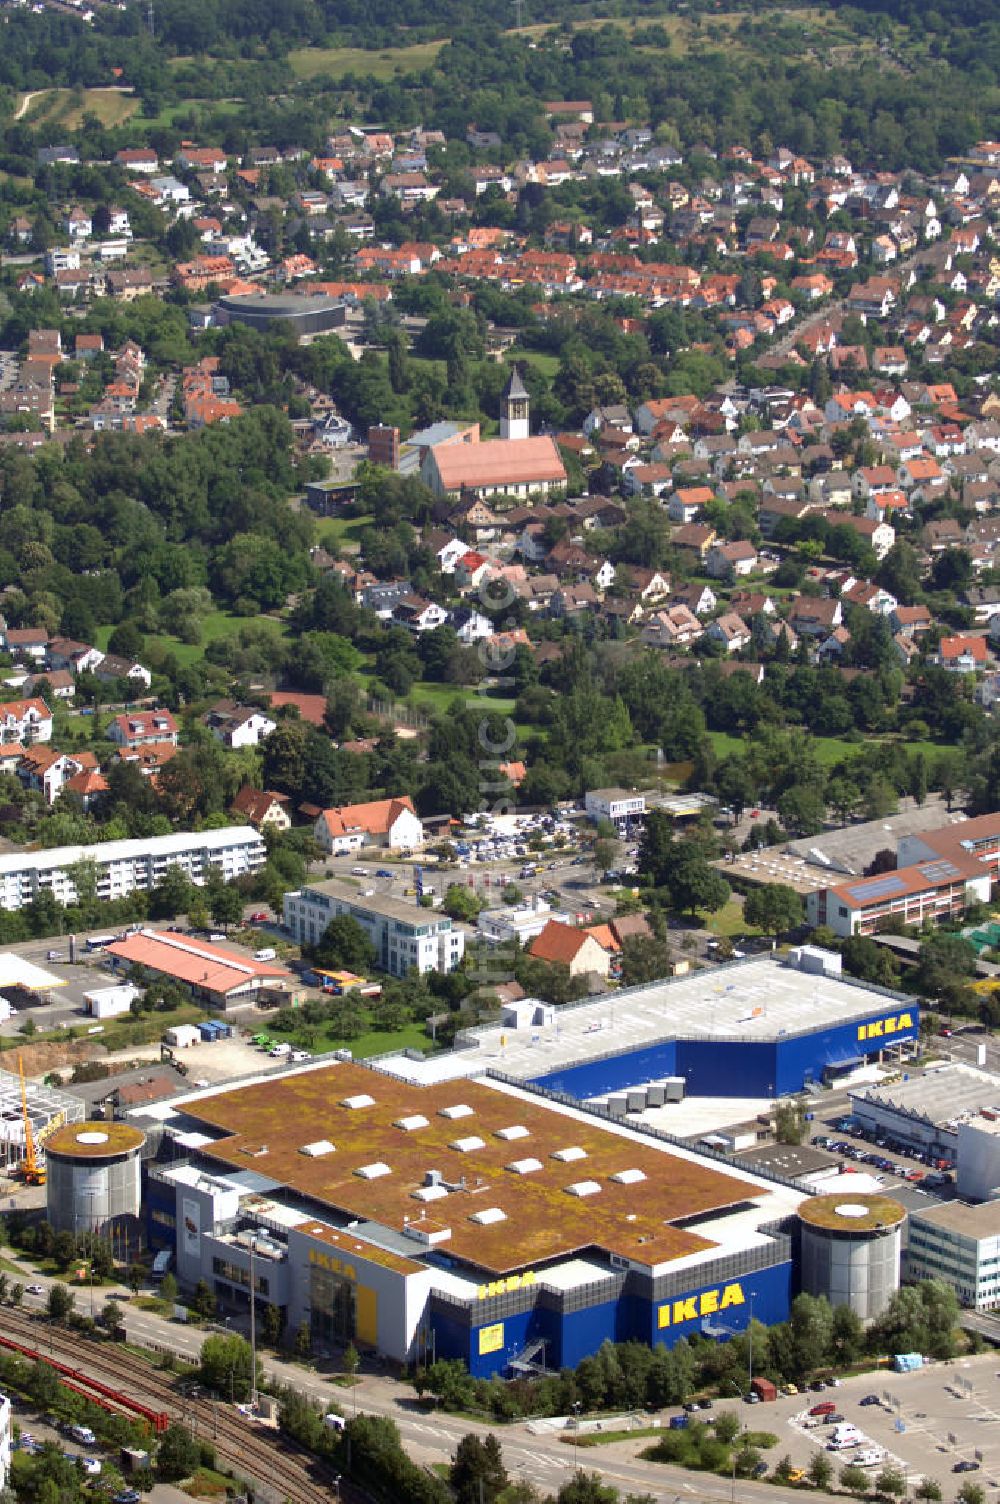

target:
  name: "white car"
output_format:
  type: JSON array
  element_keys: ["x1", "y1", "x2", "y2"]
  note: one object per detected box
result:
[
  {"x1": 291, "y1": 1050, "x2": 311, "y2": 1062},
  {"x1": 26, "y1": 1284, "x2": 44, "y2": 1295},
  {"x1": 80, "y1": 1458, "x2": 102, "y2": 1476}
]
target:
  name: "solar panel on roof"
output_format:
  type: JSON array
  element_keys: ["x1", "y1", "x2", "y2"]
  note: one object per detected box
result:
[
  {"x1": 920, "y1": 860, "x2": 960, "y2": 880},
  {"x1": 847, "y1": 874, "x2": 906, "y2": 902}
]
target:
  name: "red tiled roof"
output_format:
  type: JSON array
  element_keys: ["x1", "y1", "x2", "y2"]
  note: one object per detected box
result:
[{"x1": 104, "y1": 930, "x2": 290, "y2": 998}]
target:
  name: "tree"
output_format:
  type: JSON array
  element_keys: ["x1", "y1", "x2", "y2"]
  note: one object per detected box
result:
[
  {"x1": 128, "y1": 1265, "x2": 143, "y2": 1295},
  {"x1": 774, "y1": 1100, "x2": 806, "y2": 1144},
  {"x1": 840, "y1": 1464, "x2": 869, "y2": 1495},
  {"x1": 743, "y1": 883, "x2": 804, "y2": 939},
  {"x1": 191, "y1": 1280, "x2": 215, "y2": 1319},
  {"x1": 294, "y1": 1320, "x2": 311, "y2": 1360},
  {"x1": 199, "y1": 1333, "x2": 261, "y2": 1401},
  {"x1": 554, "y1": 1473, "x2": 618, "y2": 1504},
  {"x1": 210, "y1": 884, "x2": 244, "y2": 933},
  {"x1": 956, "y1": 1484, "x2": 986, "y2": 1504},
  {"x1": 314, "y1": 913, "x2": 377, "y2": 973},
  {"x1": 443, "y1": 884, "x2": 483, "y2": 923},
  {"x1": 343, "y1": 1342, "x2": 360, "y2": 1381},
  {"x1": 47, "y1": 1283, "x2": 74, "y2": 1320},
  {"x1": 160, "y1": 1272, "x2": 178, "y2": 1308},
  {"x1": 807, "y1": 1451, "x2": 832, "y2": 1490},
  {"x1": 777, "y1": 784, "x2": 826, "y2": 837},
  {"x1": 620, "y1": 935, "x2": 672, "y2": 986},
  {"x1": 262, "y1": 1302, "x2": 283, "y2": 1348},
  {"x1": 874, "y1": 1466, "x2": 907, "y2": 1498},
  {"x1": 450, "y1": 1434, "x2": 508, "y2": 1504},
  {"x1": 156, "y1": 1423, "x2": 200, "y2": 1482},
  {"x1": 101, "y1": 1300, "x2": 124, "y2": 1332},
  {"x1": 914, "y1": 1480, "x2": 942, "y2": 1502}
]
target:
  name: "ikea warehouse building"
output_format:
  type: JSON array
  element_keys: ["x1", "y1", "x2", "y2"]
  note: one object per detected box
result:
[
  {"x1": 386, "y1": 951, "x2": 921, "y2": 1104},
  {"x1": 142, "y1": 1062, "x2": 803, "y2": 1377}
]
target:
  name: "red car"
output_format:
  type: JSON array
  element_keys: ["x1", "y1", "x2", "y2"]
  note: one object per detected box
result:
[
  {"x1": 809, "y1": 1402, "x2": 837, "y2": 1417},
  {"x1": 250, "y1": 911, "x2": 269, "y2": 922}
]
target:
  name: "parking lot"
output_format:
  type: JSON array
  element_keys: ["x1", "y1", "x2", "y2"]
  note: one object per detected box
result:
[
  {"x1": 809, "y1": 1109, "x2": 957, "y2": 1196},
  {"x1": 746, "y1": 1353, "x2": 1000, "y2": 1488}
]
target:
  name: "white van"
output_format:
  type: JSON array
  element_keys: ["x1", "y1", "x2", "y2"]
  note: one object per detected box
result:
[
  {"x1": 831, "y1": 1424, "x2": 862, "y2": 1441},
  {"x1": 855, "y1": 1448, "x2": 886, "y2": 1467},
  {"x1": 268, "y1": 1042, "x2": 291, "y2": 1057},
  {"x1": 254, "y1": 947, "x2": 277, "y2": 961},
  {"x1": 827, "y1": 1436, "x2": 859, "y2": 1452}
]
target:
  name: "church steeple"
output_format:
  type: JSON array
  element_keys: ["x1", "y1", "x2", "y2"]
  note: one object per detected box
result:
[{"x1": 501, "y1": 365, "x2": 530, "y2": 441}]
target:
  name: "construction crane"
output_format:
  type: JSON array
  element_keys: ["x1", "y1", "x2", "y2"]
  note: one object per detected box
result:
[{"x1": 16, "y1": 1053, "x2": 45, "y2": 1185}]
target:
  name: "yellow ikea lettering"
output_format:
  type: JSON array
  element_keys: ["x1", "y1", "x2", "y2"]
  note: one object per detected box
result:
[
  {"x1": 858, "y1": 1011, "x2": 914, "y2": 1043},
  {"x1": 657, "y1": 1282, "x2": 745, "y2": 1330}
]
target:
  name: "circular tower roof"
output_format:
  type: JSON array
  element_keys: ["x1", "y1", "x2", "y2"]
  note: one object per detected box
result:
[
  {"x1": 799, "y1": 1192, "x2": 906, "y2": 1234},
  {"x1": 44, "y1": 1121, "x2": 146, "y2": 1159}
]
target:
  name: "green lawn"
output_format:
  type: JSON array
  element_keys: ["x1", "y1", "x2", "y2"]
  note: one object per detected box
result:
[
  {"x1": 95, "y1": 611, "x2": 287, "y2": 669},
  {"x1": 702, "y1": 895, "x2": 758, "y2": 938},
  {"x1": 315, "y1": 513, "x2": 375, "y2": 549},
  {"x1": 287, "y1": 40, "x2": 446, "y2": 80},
  {"x1": 277, "y1": 1017, "x2": 432, "y2": 1059},
  {"x1": 509, "y1": 349, "x2": 560, "y2": 379},
  {"x1": 407, "y1": 682, "x2": 517, "y2": 716}
]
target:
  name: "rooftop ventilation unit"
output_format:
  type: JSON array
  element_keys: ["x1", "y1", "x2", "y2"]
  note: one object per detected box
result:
[
  {"x1": 354, "y1": 1161, "x2": 391, "y2": 1179},
  {"x1": 412, "y1": 1183, "x2": 449, "y2": 1202},
  {"x1": 495, "y1": 1125, "x2": 529, "y2": 1142},
  {"x1": 439, "y1": 1104, "x2": 474, "y2": 1120},
  {"x1": 395, "y1": 1114, "x2": 429, "y2": 1132},
  {"x1": 341, "y1": 1094, "x2": 375, "y2": 1110},
  {"x1": 424, "y1": 1168, "x2": 443, "y2": 1186},
  {"x1": 506, "y1": 1157, "x2": 543, "y2": 1175},
  {"x1": 610, "y1": 1168, "x2": 646, "y2": 1185},
  {"x1": 565, "y1": 1180, "x2": 601, "y2": 1198},
  {"x1": 552, "y1": 1146, "x2": 587, "y2": 1162},
  {"x1": 299, "y1": 1140, "x2": 335, "y2": 1157}
]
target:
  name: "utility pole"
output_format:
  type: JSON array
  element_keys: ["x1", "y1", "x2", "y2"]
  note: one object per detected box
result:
[
  {"x1": 512, "y1": 0, "x2": 524, "y2": 27},
  {"x1": 147, "y1": 0, "x2": 154, "y2": 37}
]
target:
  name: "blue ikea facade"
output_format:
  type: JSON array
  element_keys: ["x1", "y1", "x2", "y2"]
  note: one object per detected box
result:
[
  {"x1": 530, "y1": 1005, "x2": 919, "y2": 1101},
  {"x1": 430, "y1": 1257, "x2": 795, "y2": 1379}
]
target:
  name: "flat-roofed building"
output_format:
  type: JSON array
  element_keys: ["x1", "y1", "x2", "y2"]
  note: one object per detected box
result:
[
  {"x1": 105, "y1": 929, "x2": 290, "y2": 1008},
  {"x1": 0, "y1": 827, "x2": 265, "y2": 911},
  {"x1": 805, "y1": 854, "x2": 991, "y2": 937},
  {"x1": 850, "y1": 1063, "x2": 1000, "y2": 1161},
  {"x1": 141, "y1": 1061, "x2": 801, "y2": 1376},
  {"x1": 907, "y1": 1199, "x2": 1000, "y2": 1309},
  {"x1": 283, "y1": 879, "x2": 464, "y2": 976}
]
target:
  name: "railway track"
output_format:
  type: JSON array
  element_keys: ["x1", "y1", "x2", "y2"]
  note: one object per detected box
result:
[{"x1": 1, "y1": 1312, "x2": 339, "y2": 1504}]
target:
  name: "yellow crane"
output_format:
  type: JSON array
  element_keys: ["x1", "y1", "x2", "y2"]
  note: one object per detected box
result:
[{"x1": 16, "y1": 1053, "x2": 45, "y2": 1185}]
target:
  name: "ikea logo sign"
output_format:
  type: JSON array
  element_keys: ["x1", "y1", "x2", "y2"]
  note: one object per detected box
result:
[
  {"x1": 657, "y1": 1281, "x2": 744, "y2": 1329},
  {"x1": 857, "y1": 1012, "x2": 913, "y2": 1043}
]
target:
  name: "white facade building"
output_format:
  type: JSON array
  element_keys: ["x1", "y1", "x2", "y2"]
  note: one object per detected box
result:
[
  {"x1": 0, "y1": 827, "x2": 265, "y2": 911},
  {"x1": 0, "y1": 1389, "x2": 9, "y2": 1494},
  {"x1": 907, "y1": 1201, "x2": 1000, "y2": 1310},
  {"x1": 957, "y1": 1112, "x2": 1000, "y2": 1203},
  {"x1": 584, "y1": 788, "x2": 646, "y2": 830},
  {"x1": 477, "y1": 899, "x2": 571, "y2": 947},
  {"x1": 284, "y1": 879, "x2": 464, "y2": 977}
]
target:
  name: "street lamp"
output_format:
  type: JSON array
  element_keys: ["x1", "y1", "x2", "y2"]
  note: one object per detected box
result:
[
  {"x1": 248, "y1": 1233, "x2": 258, "y2": 1412},
  {"x1": 747, "y1": 1291, "x2": 756, "y2": 1398},
  {"x1": 572, "y1": 1400, "x2": 582, "y2": 1470}
]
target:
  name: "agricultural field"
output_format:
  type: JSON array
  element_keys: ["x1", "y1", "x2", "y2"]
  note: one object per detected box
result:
[{"x1": 17, "y1": 87, "x2": 138, "y2": 129}]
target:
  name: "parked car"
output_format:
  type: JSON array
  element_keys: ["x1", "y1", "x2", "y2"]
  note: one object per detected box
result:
[
  {"x1": 953, "y1": 1461, "x2": 980, "y2": 1473},
  {"x1": 809, "y1": 1402, "x2": 837, "y2": 1416},
  {"x1": 859, "y1": 1395, "x2": 881, "y2": 1407}
]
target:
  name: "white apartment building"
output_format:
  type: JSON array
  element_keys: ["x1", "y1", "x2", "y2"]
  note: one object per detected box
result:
[
  {"x1": 907, "y1": 1201, "x2": 1000, "y2": 1310},
  {"x1": 584, "y1": 787, "x2": 646, "y2": 830},
  {"x1": 0, "y1": 827, "x2": 265, "y2": 911},
  {"x1": 0, "y1": 697, "x2": 53, "y2": 744},
  {"x1": 0, "y1": 1390, "x2": 9, "y2": 1494},
  {"x1": 477, "y1": 898, "x2": 570, "y2": 947},
  {"x1": 284, "y1": 879, "x2": 464, "y2": 977}
]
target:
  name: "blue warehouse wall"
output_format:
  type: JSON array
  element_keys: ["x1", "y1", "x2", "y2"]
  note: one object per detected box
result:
[
  {"x1": 532, "y1": 1039, "x2": 678, "y2": 1099},
  {"x1": 530, "y1": 1006, "x2": 919, "y2": 1102},
  {"x1": 431, "y1": 1263, "x2": 793, "y2": 1379},
  {"x1": 647, "y1": 1261, "x2": 794, "y2": 1350}
]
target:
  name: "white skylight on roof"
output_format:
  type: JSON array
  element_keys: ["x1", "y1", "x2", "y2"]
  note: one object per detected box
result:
[
  {"x1": 610, "y1": 1168, "x2": 647, "y2": 1185},
  {"x1": 565, "y1": 1180, "x2": 602, "y2": 1198},
  {"x1": 449, "y1": 1135, "x2": 485, "y2": 1153},
  {"x1": 495, "y1": 1125, "x2": 529, "y2": 1141},
  {"x1": 552, "y1": 1146, "x2": 587, "y2": 1162},
  {"x1": 412, "y1": 1184, "x2": 449, "y2": 1202},
  {"x1": 341, "y1": 1094, "x2": 375, "y2": 1110},
  {"x1": 354, "y1": 1161, "x2": 391, "y2": 1179},
  {"x1": 395, "y1": 1114, "x2": 429, "y2": 1132},
  {"x1": 470, "y1": 1207, "x2": 507, "y2": 1225},
  {"x1": 439, "y1": 1104, "x2": 474, "y2": 1120},
  {"x1": 299, "y1": 1140, "x2": 335, "y2": 1157},
  {"x1": 506, "y1": 1157, "x2": 543, "y2": 1175}
]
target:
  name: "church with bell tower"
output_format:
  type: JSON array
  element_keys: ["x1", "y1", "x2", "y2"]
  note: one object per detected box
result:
[{"x1": 500, "y1": 366, "x2": 530, "y2": 441}]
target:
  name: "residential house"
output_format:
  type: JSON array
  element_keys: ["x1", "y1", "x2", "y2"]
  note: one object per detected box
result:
[
  {"x1": 704, "y1": 612, "x2": 752, "y2": 653},
  {"x1": 107, "y1": 709, "x2": 179, "y2": 750},
  {"x1": 231, "y1": 786, "x2": 292, "y2": 831},
  {"x1": 0, "y1": 697, "x2": 52, "y2": 745},
  {"x1": 204, "y1": 701, "x2": 277, "y2": 749},
  {"x1": 313, "y1": 796, "x2": 424, "y2": 855},
  {"x1": 641, "y1": 605, "x2": 703, "y2": 648},
  {"x1": 936, "y1": 635, "x2": 990, "y2": 673},
  {"x1": 528, "y1": 919, "x2": 610, "y2": 981},
  {"x1": 706, "y1": 540, "x2": 758, "y2": 580}
]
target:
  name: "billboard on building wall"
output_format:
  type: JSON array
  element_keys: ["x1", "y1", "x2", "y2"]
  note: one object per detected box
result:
[{"x1": 182, "y1": 1197, "x2": 201, "y2": 1257}]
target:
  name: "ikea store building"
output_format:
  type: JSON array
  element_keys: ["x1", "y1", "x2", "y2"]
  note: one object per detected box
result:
[{"x1": 138, "y1": 954, "x2": 918, "y2": 1377}]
